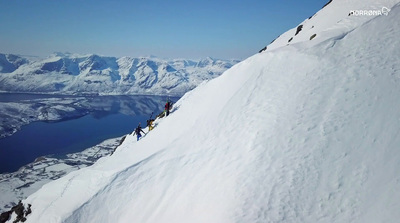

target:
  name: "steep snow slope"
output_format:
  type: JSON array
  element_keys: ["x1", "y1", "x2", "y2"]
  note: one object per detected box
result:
[
  {"x1": 13, "y1": 1, "x2": 400, "y2": 222},
  {"x1": 263, "y1": 0, "x2": 398, "y2": 52}
]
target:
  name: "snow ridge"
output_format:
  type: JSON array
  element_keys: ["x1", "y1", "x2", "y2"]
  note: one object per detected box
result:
[{"x1": 261, "y1": 0, "x2": 399, "y2": 53}]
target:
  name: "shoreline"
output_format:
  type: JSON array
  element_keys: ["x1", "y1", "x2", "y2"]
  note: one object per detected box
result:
[{"x1": 0, "y1": 135, "x2": 124, "y2": 213}]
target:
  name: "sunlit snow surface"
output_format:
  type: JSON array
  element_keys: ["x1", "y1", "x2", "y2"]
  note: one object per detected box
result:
[{"x1": 8, "y1": 0, "x2": 400, "y2": 222}]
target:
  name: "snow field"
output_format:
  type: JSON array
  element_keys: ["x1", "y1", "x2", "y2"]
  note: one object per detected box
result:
[{"x1": 16, "y1": 1, "x2": 400, "y2": 223}]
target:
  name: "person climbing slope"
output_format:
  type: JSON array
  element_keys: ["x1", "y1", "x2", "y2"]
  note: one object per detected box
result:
[
  {"x1": 132, "y1": 123, "x2": 146, "y2": 141},
  {"x1": 147, "y1": 118, "x2": 154, "y2": 131},
  {"x1": 164, "y1": 99, "x2": 172, "y2": 117},
  {"x1": 146, "y1": 112, "x2": 155, "y2": 131}
]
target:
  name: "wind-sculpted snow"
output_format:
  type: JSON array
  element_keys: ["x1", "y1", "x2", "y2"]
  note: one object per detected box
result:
[
  {"x1": 0, "y1": 54, "x2": 238, "y2": 96},
  {"x1": 6, "y1": 0, "x2": 400, "y2": 222}
]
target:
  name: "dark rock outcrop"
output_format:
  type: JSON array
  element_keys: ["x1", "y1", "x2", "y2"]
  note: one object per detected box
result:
[
  {"x1": 0, "y1": 201, "x2": 31, "y2": 223},
  {"x1": 295, "y1": 25, "x2": 303, "y2": 36}
]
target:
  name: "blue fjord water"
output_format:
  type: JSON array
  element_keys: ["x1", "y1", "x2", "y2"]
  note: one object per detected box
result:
[
  {"x1": 0, "y1": 94, "x2": 175, "y2": 173},
  {"x1": 0, "y1": 113, "x2": 145, "y2": 173}
]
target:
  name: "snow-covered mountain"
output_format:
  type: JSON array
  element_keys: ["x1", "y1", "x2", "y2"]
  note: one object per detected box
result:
[
  {"x1": 4, "y1": 0, "x2": 400, "y2": 222},
  {"x1": 0, "y1": 54, "x2": 29, "y2": 73},
  {"x1": 0, "y1": 54, "x2": 238, "y2": 96}
]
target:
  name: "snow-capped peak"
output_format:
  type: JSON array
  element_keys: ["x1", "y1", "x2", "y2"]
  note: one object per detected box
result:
[{"x1": 0, "y1": 54, "x2": 237, "y2": 96}]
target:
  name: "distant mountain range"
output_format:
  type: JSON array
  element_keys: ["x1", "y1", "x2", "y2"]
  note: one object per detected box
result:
[{"x1": 0, "y1": 53, "x2": 239, "y2": 96}]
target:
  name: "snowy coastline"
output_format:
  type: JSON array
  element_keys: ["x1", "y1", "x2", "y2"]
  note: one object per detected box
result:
[{"x1": 0, "y1": 136, "x2": 123, "y2": 213}]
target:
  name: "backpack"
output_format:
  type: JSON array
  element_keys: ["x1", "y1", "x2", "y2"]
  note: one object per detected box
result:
[{"x1": 147, "y1": 119, "x2": 154, "y2": 126}]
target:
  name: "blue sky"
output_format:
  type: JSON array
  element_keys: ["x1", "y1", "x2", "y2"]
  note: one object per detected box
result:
[{"x1": 0, "y1": 0, "x2": 325, "y2": 60}]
